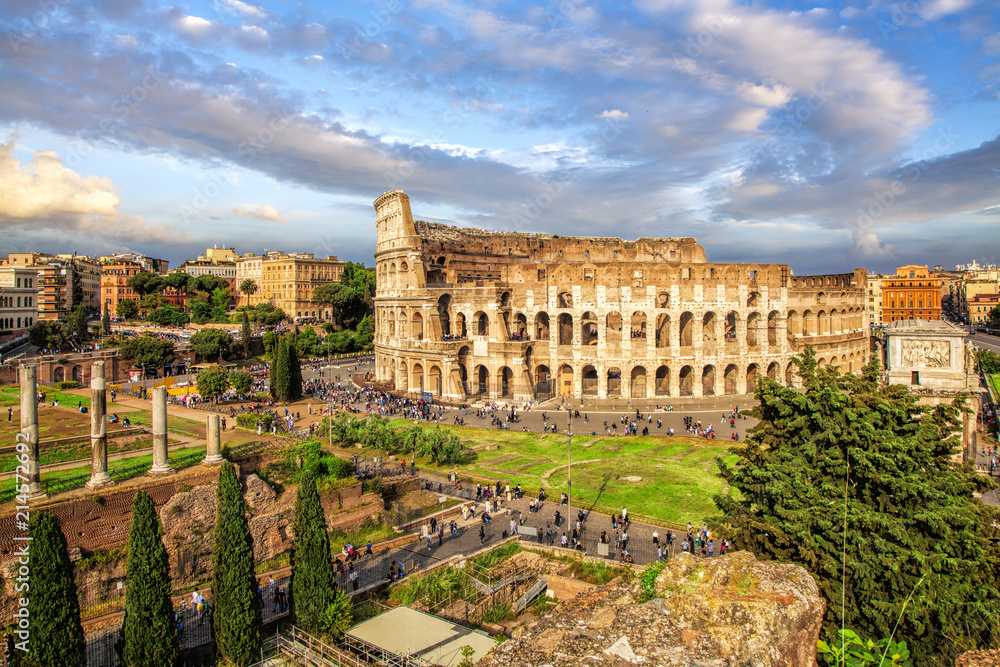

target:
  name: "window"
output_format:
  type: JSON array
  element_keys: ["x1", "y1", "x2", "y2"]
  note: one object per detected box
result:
[
  {"x1": 538, "y1": 269, "x2": 546, "y2": 281},
  {"x1": 911, "y1": 371, "x2": 919, "y2": 385}
]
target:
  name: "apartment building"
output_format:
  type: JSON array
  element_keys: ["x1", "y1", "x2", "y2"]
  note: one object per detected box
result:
[{"x1": 260, "y1": 252, "x2": 344, "y2": 320}]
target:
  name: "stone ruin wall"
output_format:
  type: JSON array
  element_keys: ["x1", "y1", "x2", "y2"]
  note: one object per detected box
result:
[{"x1": 372, "y1": 190, "x2": 869, "y2": 402}]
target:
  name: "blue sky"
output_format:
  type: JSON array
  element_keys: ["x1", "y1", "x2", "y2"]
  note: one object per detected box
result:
[{"x1": 0, "y1": 0, "x2": 997, "y2": 274}]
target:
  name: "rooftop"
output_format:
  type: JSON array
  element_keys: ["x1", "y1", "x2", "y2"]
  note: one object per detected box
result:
[{"x1": 885, "y1": 319, "x2": 966, "y2": 335}]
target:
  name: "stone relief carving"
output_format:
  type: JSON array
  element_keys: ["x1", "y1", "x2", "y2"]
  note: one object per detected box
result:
[{"x1": 900, "y1": 339, "x2": 950, "y2": 368}]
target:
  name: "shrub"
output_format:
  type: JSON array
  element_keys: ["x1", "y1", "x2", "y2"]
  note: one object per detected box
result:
[
  {"x1": 236, "y1": 413, "x2": 273, "y2": 429},
  {"x1": 54, "y1": 381, "x2": 80, "y2": 390}
]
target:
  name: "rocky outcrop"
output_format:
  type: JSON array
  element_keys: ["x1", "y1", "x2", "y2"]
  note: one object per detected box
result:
[
  {"x1": 481, "y1": 551, "x2": 825, "y2": 667},
  {"x1": 956, "y1": 650, "x2": 1000, "y2": 667}
]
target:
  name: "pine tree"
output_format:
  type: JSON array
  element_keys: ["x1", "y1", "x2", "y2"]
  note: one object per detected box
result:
[
  {"x1": 270, "y1": 337, "x2": 290, "y2": 401},
  {"x1": 212, "y1": 463, "x2": 261, "y2": 666},
  {"x1": 290, "y1": 471, "x2": 338, "y2": 633},
  {"x1": 240, "y1": 310, "x2": 252, "y2": 358},
  {"x1": 22, "y1": 511, "x2": 85, "y2": 667},
  {"x1": 713, "y1": 348, "x2": 1000, "y2": 667},
  {"x1": 286, "y1": 335, "x2": 303, "y2": 402},
  {"x1": 101, "y1": 308, "x2": 111, "y2": 336},
  {"x1": 116, "y1": 491, "x2": 178, "y2": 667}
]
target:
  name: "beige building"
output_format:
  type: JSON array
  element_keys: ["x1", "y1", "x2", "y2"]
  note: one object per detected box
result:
[
  {"x1": 956, "y1": 279, "x2": 1000, "y2": 323},
  {"x1": 866, "y1": 273, "x2": 883, "y2": 326},
  {"x1": 2, "y1": 253, "x2": 101, "y2": 319},
  {"x1": 260, "y1": 251, "x2": 345, "y2": 320},
  {"x1": 968, "y1": 294, "x2": 999, "y2": 325},
  {"x1": 0, "y1": 267, "x2": 39, "y2": 339},
  {"x1": 373, "y1": 190, "x2": 869, "y2": 404},
  {"x1": 236, "y1": 253, "x2": 264, "y2": 307}
]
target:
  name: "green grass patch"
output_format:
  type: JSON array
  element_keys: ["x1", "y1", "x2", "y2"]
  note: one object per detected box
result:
[
  {"x1": 388, "y1": 566, "x2": 474, "y2": 608},
  {"x1": 564, "y1": 560, "x2": 628, "y2": 586},
  {"x1": 2, "y1": 386, "x2": 91, "y2": 409},
  {"x1": 0, "y1": 445, "x2": 205, "y2": 503},
  {"x1": 990, "y1": 374, "x2": 1000, "y2": 401},
  {"x1": 357, "y1": 422, "x2": 738, "y2": 527},
  {"x1": 330, "y1": 517, "x2": 398, "y2": 554},
  {"x1": 469, "y1": 541, "x2": 521, "y2": 572},
  {"x1": 255, "y1": 551, "x2": 291, "y2": 574}
]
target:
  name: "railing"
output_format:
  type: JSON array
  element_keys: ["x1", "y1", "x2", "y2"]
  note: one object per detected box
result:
[
  {"x1": 341, "y1": 632, "x2": 428, "y2": 666},
  {"x1": 277, "y1": 626, "x2": 371, "y2": 667}
]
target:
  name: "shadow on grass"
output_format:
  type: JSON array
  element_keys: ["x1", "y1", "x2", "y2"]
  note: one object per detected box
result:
[{"x1": 583, "y1": 470, "x2": 614, "y2": 513}]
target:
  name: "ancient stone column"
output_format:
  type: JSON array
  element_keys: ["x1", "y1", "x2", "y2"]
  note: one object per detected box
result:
[
  {"x1": 203, "y1": 413, "x2": 223, "y2": 465},
  {"x1": 149, "y1": 386, "x2": 174, "y2": 475},
  {"x1": 18, "y1": 366, "x2": 45, "y2": 498},
  {"x1": 86, "y1": 361, "x2": 113, "y2": 489}
]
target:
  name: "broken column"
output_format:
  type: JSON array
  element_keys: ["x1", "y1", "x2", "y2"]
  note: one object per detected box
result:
[
  {"x1": 203, "y1": 413, "x2": 223, "y2": 465},
  {"x1": 149, "y1": 386, "x2": 174, "y2": 475},
  {"x1": 18, "y1": 365, "x2": 45, "y2": 498},
  {"x1": 86, "y1": 361, "x2": 113, "y2": 489}
]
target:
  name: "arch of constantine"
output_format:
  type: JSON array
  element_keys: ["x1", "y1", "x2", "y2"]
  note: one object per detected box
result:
[{"x1": 373, "y1": 190, "x2": 869, "y2": 404}]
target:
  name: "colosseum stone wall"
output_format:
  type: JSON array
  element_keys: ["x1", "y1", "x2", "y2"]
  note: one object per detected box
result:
[{"x1": 373, "y1": 190, "x2": 869, "y2": 404}]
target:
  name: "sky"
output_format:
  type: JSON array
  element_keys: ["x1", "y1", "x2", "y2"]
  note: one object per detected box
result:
[{"x1": 0, "y1": 0, "x2": 997, "y2": 275}]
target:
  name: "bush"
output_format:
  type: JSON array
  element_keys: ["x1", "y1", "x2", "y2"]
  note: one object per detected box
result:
[
  {"x1": 236, "y1": 413, "x2": 273, "y2": 429},
  {"x1": 638, "y1": 561, "x2": 666, "y2": 603},
  {"x1": 54, "y1": 381, "x2": 80, "y2": 390}
]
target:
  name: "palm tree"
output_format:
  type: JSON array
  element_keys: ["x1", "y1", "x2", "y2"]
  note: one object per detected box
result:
[{"x1": 239, "y1": 278, "x2": 258, "y2": 296}]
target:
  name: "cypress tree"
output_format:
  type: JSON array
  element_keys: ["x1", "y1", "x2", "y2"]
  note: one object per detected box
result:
[
  {"x1": 101, "y1": 308, "x2": 111, "y2": 336},
  {"x1": 240, "y1": 310, "x2": 252, "y2": 358},
  {"x1": 211, "y1": 463, "x2": 261, "y2": 666},
  {"x1": 116, "y1": 491, "x2": 178, "y2": 667},
  {"x1": 268, "y1": 337, "x2": 283, "y2": 400},
  {"x1": 290, "y1": 471, "x2": 337, "y2": 633},
  {"x1": 23, "y1": 510, "x2": 85, "y2": 667},
  {"x1": 286, "y1": 336, "x2": 303, "y2": 402}
]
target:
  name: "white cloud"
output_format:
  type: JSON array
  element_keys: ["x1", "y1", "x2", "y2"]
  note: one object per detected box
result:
[
  {"x1": 0, "y1": 139, "x2": 182, "y2": 243},
  {"x1": 851, "y1": 229, "x2": 895, "y2": 260},
  {"x1": 917, "y1": 0, "x2": 973, "y2": 20},
  {"x1": 215, "y1": 0, "x2": 270, "y2": 21},
  {"x1": 597, "y1": 109, "x2": 629, "y2": 120},
  {"x1": 232, "y1": 204, "x2": 287, "y2": 222},
  {"x1": 239, "y1": 25, "x2": 268, "y2": 42},
  {"x1": 174, "y1": 15, "x2": 213, "y2": 39},
  {"x1": 115, "y1": 35, "x2": 139, "y2": 49},
  {"x1": 735, "y1": 82, "x2": 794, "y2": 108},
  {"x1": 726, "y1": 107, "x2": 770, "y2": 132}
]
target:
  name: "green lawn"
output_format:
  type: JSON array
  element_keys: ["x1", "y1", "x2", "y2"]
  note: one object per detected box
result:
[
  {"x1": 374, "y1": 421, "x2": 738, "y2": 528},
  {"x1": 0, "y1": 435, "x2": 178, "y2": 473},
  {"x1": 0, "y1": 445, "x2": 205, "y2": 503},
  {"x1": 990, "y1": 374, "x2": 1000, "y2": 401},
  {"x1": 0, "y1": 386, "x2": 93, "y2": 409}
]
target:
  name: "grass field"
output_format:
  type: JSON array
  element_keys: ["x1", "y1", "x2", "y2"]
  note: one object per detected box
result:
[
  {"x1": 990, "y1": 374, "x2": 1000, "y2": 401},
  {"x1": 0, "y1": 445, "x2": 205, "y2": 503},
  {"x1": 377, "y1": 421, "x2": 738, "y2": 527}
]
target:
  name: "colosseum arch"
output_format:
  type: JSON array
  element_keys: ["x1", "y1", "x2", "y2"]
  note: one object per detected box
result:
[
  {"x1": 631, "y1": 366, "x2": 647, "y2": 398},
  {"x1": 475, "y1": 311, "x2": 489, "y2": 336},
  {"x1": 499, "y1": 366, "x2": 514, "y2": 398},
  {"x1": 399, "y1": 261, "x2": 409, "y2": 289},
  {"x1": 411, "y1": 363, "x2": 424, "y2": 392},
  {"x1": 767, "y1": 362, "x2": 779, "y2": 381},
  {"x1": 631, "y1": 312, "x2": 647, "y2": 340},
  {"x1": 657, "y1": 292, "x2": 670, "y2": 307},
  {"x1": 702, "y1": 365, "x2": 716, "y2": 396},
  {"x1": 817, "y1": 310, "x2": 828, "y2": 335},
  {"x1": 535, "y1": 312, "x2": 550, "y2": 340},
  {"x1": 724, "y1": 364, "x2": 738, "y2": 395},
  {"x1": 606, "y1": 312, "x2": 622, "y2": 343},
  {"x1": 703, "y1": 312, "x2": 717, "y2": 351},
  {"x1": 437, "y1": 295, "x2": 451, "y2": 336},
  {"x1": 558, "y1": 313, "x2": 574, "y2": 345},
  {"x1": 389, "y1": 262, "x2": 396, "y2": 290},
  {"x1": 679, "y1": 312, "x2": 694, "y2": 348},
  {"x1": 536, "y1": 364, "x2": 552, "y2": 397},
  {"x1": 802, "y1": 309, "x2": 813, "y2": 335},
  {"x1": 746, "y1": 363, "x2": 759, "y2": 394},
  {"x1": 725, "y1": 311, "x2": 739, "y2": 345},
  {"x1": 747, "y1": 291, "x2": 760, "y2": 308},
  {"x1": 786, "y1": 310, "x2": 799, "y2": 336},
  {"x1": 767, "y1": 311, "x2": 780, "y2": 345},
  {"x1": 398, "y1": 361, "x2": 408, "y2": 390},
  {"x1": 679, "y1": 366, "x2": 694, "y2": 396},
  {"x1": 655, "y1": 366, "x2": 670, "y2": 396},
  {"x1": 559, "y1": 364, "x2": 574, "y2": 397},
  {"x1": 582, "y1": 312, "x2": 598, "y2": 345},
  {"x1": 829, "y1": 308, "x2": 839, "y2": 334},
  {"x1": 558, "y1": 291, "x2": 573, "y2": 308},
  {"x1": 500, "y1": 291, "x2": 511, "y2": 308},
  {"x1": 514, "y1": 313, "x2": 528, "y2": 338},
  {"x1": 475, "y1": 365, "x2": 490, "y2": 395},
  {"x1": 607, "y1": 367, "x2": 622, "y2": 397},
  {"x1": 785, "y1": 361, "x2": 795, "y2": 387},
  {"x1": 429, "y1": 365, "x2": 442, "y2": 395},
  {"x1": 655, "y1": 314, "x2": 670, "y2": 348},
  {"x1": 455, "y1": 312, "x2": 467, "y2": 338},
  {"x1": 747, "y1": 312, "x2": 761, "y2": 347},
  {"x1": 582, "y1": 365, "x2": 598, "y2": 396},
  {"x1": 411, "y1": 312, "x2": 424, "y2": 339},
  {"x1": 53, "y1": 366, "x2": 65, "y2": 382}
]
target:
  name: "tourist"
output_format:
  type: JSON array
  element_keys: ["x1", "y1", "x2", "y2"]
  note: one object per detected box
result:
[{"x1": 652, "y1": 530, "x2": 659, "y2": 547}]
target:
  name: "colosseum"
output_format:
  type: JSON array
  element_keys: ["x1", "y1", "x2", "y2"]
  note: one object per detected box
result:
[{"x1": 373, "y1": 190, "x2": 869, "y2": 405}]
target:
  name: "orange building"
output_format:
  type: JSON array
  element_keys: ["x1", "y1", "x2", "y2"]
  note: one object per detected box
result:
[
  {"x1": 881, "y1": 265, "x2": 942, "y2": 323},
  {"x1": 100, "y1": 260, "x2": 147, "y2": 317}
]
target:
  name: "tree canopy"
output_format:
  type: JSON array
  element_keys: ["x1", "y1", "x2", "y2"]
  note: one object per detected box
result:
[
  {"x1": 196, "y1": 365, "x2": 229, "y2": 401},
  {"x1": 212, "y1": 463, "x2": 261, "y2": 665},
  {"x1": 116, "y1": 491, "x2": 179, "y2": 666},
  {"x1": 712, "y1": 348, "x2": 1000, "y2": 666},
  {"x1": 23, "y1": 510, "x2": 85, "y2": 667},
  {"x1": 118, "y1": 334, "x2": 176, "y2": 368},
  {"x1": 147, "y1": 306, "x2": 189, "y2": 327},
  {"x1": 190, "y1": 328, "x2": 233, "y2": 363},
  {"x1": 28, "y1": 320, "x2": 67, "y2": 352},
  {"x1": 313, "y1": 283, "x2": 367, "y2": 330},
  {"x1": 116, "y1": 299, "x2": 139, "y2": 320},
  {"x1": 126, "y1": 272, "x2": 164, "y2": 296}
]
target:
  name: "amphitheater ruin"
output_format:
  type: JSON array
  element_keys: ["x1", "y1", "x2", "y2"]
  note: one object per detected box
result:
[{"x1": 373, "y1": 190, "x2": 869, "y2": 405}]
